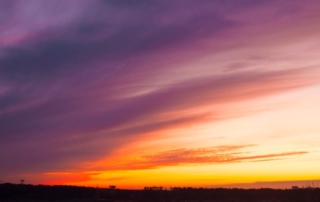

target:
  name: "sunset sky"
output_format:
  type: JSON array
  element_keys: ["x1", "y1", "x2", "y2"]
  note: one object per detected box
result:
[{"x1": 1, "y1": 0, "x2": 320, "y2": 189}]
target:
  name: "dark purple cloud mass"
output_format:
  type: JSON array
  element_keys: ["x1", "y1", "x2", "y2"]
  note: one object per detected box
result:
[{"x1": 1, "y1": 0, "x2": 320, "y2": 183}]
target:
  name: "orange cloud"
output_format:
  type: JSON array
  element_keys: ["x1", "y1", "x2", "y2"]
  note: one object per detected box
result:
[{"x1": 103, "y1": 145, "x2": 308, "y2": 170}]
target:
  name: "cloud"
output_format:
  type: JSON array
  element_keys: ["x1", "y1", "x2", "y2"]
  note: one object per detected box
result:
[
  {"x1": 100, "y1": 145, "x2": 307, "y2": 170},
  {"x1": 0, "y1": 65, "x2": 318, "y2": 177},
  {"x1": 0, "y1": 0, "x2": 235, "y2": 82},
  {"x1": 1, "y1": 0, "x2": 320, "y2": 183}
]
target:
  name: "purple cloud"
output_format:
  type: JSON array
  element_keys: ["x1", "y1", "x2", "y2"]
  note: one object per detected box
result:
[{"x1": 1, "y1": 0, "x2": 320, "y2": 183}]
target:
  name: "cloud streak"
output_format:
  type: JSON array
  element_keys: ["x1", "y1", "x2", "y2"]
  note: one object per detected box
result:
[
  {"x1": 101, "y1": 145, "x2": 308, "y2": 170},
  {"x1": 1, "y1": 0, "x2": 320, "y2": 185}
]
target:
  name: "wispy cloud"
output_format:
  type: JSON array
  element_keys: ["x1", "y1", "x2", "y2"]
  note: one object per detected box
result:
[
  {"x1": 1, "y1": 0, "x2": 320, "y2": 185},
  {"x1": 101, "y1": 145, "x2": 308, "y2": 170},
  {"x1": 1, "y1": 64, "x2": 317, "y2": 178}
]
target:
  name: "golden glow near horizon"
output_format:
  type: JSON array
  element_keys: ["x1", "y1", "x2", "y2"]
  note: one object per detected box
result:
[
  {"x1": 42, "y1": 34, "x2": 320, "y2": 188},
  {"x1": 44, "y1": 83, "x2": 320, "y2": 189}
]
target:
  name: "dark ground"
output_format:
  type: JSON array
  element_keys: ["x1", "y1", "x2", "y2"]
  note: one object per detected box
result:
[{"x1": 1, "y1": 183, "x2": 320, "y2": 202}]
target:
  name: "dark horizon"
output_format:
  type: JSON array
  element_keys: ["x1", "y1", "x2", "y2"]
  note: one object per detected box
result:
[{"x1": 1, "y1": 182, "x2": 320, "y2": 202}]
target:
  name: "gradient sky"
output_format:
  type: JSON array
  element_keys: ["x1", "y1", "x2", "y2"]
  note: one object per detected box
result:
[{"x1": 1, "y1": 0, "x2": 320, "y2": 189}]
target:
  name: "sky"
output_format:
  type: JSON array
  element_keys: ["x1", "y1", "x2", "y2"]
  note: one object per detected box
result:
[{"x1": 1, "y1": 0, "x2": 320, "y2": 189}]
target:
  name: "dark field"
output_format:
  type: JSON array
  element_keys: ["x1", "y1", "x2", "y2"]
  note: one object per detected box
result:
[{"x1": 1, "y1": 183, "x2": 320, "y2": 202}]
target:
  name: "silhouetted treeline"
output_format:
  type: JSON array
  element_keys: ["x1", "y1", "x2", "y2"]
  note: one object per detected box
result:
[{"x1": 1, "y1": 183, "x2": 320, "y2": 202}]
